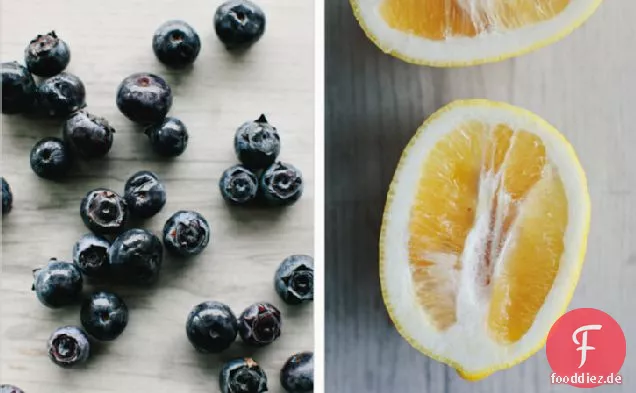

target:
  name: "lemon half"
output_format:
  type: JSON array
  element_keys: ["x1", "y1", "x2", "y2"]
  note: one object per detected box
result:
[
  {"x1": 352, "y1": 0, "x2": 603, "y2": 66},
  {"x1": 380, "y1": 100, "x2": 590, "y2": 380}
]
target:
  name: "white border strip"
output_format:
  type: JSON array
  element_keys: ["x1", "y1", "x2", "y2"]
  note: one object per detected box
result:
[{"x1": 314, "y1": 0, "x2": 326, "y2": 392}]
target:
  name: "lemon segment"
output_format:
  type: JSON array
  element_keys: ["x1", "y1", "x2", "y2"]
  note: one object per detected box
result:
[
  {"x1": 380, "y1": 100, "x2": 590, "y2": 379},
  {"x1": 488, "y1": 173, "x2": 568, "y2": 344},
  {"x1": 352, "y1": 0, "x2": 603, "y2": 66}
]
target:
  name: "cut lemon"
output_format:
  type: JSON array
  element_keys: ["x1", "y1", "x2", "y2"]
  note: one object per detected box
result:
[
  {"x1": 380, "y1": 100, "x2": 590, "y2": 380},
  {"x1": 351, "y1": 0, "x2": 603, "y2": 66}
]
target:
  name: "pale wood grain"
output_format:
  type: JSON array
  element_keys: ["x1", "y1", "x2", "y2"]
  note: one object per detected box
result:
[
  {"x1": 325, "y1": 0, "x2": 635, "y2": 391},
  {"x1": 0, "y1": 1, "x2": 314, "y2": 392}
]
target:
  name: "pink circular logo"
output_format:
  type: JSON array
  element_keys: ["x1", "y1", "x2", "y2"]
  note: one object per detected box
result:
[{"x1": 546, "y1": 308, "x2": 626, "y2": 388}]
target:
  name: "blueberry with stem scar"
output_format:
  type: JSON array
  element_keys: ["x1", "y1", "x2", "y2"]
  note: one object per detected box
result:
[
  {"x1": 260, "y1": 162, "x2": 303, "y2": 206},
  {"x1": 163, "y1": 211, "x2": 210, "y2": 256},
  {"x1": 238, "y1": 302, "x2": 281, "y2": 346},
  {"x1": 153, "y1": 20, "x2": 201, "y2": 68},
  {"x1": 219, "y1": 165, "x2": 258, "y2": 205},
  {"x1": 47, "y1": 326, "x2": 90, "y2": 368},
  {"x1": 24, "y1": 31, "x2": 71, "y2": 77},
  {"x1": 274, "y1": 255, "x2": 314, "y2": 305},
  {"x1": 116, "y1": 72, "x2": 172, "y2": 125},
  {"x1": 72, "y1": 233, "x2": 110, "y2": 278},
  {"x1": 220, "y1": 358, "x2": 268, "y2": 393},
  {"x1": 80, "y1": 188, "x2": 129, "y2": 235},
  {"x1": 215, "y1": 0, "x2": 266, "y2": 50}
]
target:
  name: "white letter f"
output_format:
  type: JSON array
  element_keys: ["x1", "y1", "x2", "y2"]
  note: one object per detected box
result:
[{"x1": 572, "y1": 324, "x2": 602, "y2": 368}]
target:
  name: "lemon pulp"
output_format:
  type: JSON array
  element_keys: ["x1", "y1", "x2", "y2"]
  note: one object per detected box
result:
[
  {"x1": 380, "y1": 0, "x2": 571, "y2": 40},
  {"x1": 407, "y1": 121, "x2": 567, "y2": 343}
]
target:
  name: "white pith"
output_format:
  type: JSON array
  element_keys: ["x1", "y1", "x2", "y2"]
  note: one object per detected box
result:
[
  {"x1": 355, "y1": 0, "x2": 600, "y2": 63},
  {"x1": 381, "y1": 103, "x2": 588, "y2": 374}
]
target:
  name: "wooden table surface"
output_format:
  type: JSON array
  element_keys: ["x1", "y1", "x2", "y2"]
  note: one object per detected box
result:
[
  {"x1": 325, "y1": 0, "x2": 635, "y2": 392},
  {"x1": 0, "y1": 1, "x2": 314, "y2": 392}
]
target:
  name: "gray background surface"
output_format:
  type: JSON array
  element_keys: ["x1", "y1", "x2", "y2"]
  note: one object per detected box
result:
[{"x1": 325, "y1": 0, "x2": 634, "y2": 391}]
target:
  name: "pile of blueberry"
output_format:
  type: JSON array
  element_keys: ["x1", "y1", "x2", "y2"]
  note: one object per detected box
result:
[
  {"x1": 32, "y1": 170, "x2": 212, "y2": 351},
  {"x1": 0, "y1": 1, "x2": 313, "y2": 392},
  {"x1": 220, "y1": 114, "x2": 304, "y2": 206}
]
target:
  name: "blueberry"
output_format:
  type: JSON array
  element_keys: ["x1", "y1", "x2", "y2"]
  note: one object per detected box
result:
[
  {"x1": 238, "y1": 302, "x2": 281, "y2": 346},
  {"x1": 220, "y1": 358, "x2": 268, "y2": 393},
  {"x1": 47, "y1": 326, "x2": 90, "y2": 368},
  {"x1": 80, "y1": 291, "x2": 129, "y2": 341},
  {"x1": 280, "y1": 352, "x2": 313, "y2": 392},
  {"x1": 124, "y1": 170, "x2": 167, "y2": 218},
  {"x1": 0, "y1": 385, "x2": 24, "y2": 393},
  {"x1": 116, "y1": 73, "x2": 172, "y2": 125},
  {"x1": 214, "y1": 0, "x2": 266, "y2": 50},
  {"x1": 29, "y1": 137, "x2": 72, "y2": 180},
  {"x1": 274, "y1": 255, "x2": 314, "y2": 305},
  {"x1": 80, "y1": 188, "x2": 129, "y2": 235},
  {"x1": 63, "y1": 111, "x2": 115, "y2": 158},
  {"x1": 234, "y1": 114, "x2": 280, "y2": 170},
  {"x1": 163, "y1": 211, "x2": 210, "y2": 256},
  {"x1": 186, "y1": 301, "x2": 238, "y2": 353},
  {"x1": 72, "y1": 233, "x2": 110, "y2": 278},
  {"x1": 153, "y1": 20, "x2": 201, "y2": 68},
  {"x1": 2, "y1": 177, "x2": 13, "y2": 214},
  {"x1": 219, "y1": 165, "x2": 258, "y2": 205},
  {"x1": 109, "y1": 228, "x2": 163, "y2": 285},
  {"x1": 32, "y1": 258, "x2": 83, "y2": 308},
  {"x1": 145, "y1": 117, "x2": 189, "y2": 157},
  {"x1": 24, "y1": 31, "x2": 71, "y2": 77},
  {"x1": 260, "y1": 162, "x2": 303, "y2": 206},
  {"x1": 37, "y1": 72, "x2": 86, "y2": 118},
  {"x1": 1, "y1": 62, "x2": 36, "y2": 114}
]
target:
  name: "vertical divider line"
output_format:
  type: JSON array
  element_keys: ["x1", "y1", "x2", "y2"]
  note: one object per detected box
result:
[{"x1": 314, "y1": 0, "x2": 326, "y2": 392}]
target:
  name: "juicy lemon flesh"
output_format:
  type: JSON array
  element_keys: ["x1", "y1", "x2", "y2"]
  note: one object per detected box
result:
[
  {"x1": 407, "y1": 121, "x2": 567, "y2": 343},
  {"x1": 380, "y1": 0, "x2": 571, "y2": 40}
]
